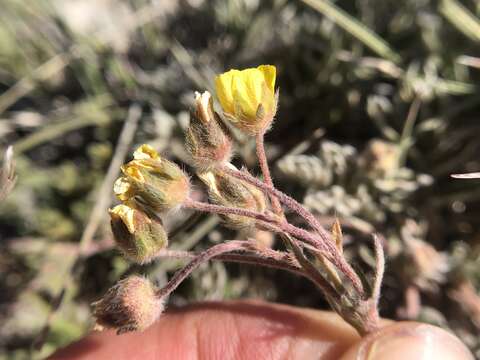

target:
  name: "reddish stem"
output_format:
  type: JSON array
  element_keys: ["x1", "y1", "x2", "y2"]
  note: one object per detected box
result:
[
  {"x1": 222, "y1": 165, "x2": 331, "y2": 241},
  {"x1": 255, "y1": 131, "x2": 282, "y2": 215},
  {"x1": 184, "y1": 200, "x2": 321, "y2": 249},
  {"x1": 156, "y1": 240, "x2": 249, "y2": 298},
  {"x1": 152, "y1": 247, "x2": 308, "y2": 278},
  {"x1": 184, "y1": 199, "x2": 364, "y2": 295}
]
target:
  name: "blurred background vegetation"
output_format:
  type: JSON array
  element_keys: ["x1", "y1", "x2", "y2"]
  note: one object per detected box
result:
[{"x1": 1, "y1": 0, "x2": 480, "y2": 358}]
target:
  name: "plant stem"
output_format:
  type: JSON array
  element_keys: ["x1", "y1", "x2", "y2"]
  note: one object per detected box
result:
[
  {"x1": 184, "y1": 199, "x2": 280, "y2": 225},
  {"x1": 220, "y1": 167, "x2": 365, "y2": 295},
  {"x1": 255, "y1": 131, "x2": 283, "y2": 215},
  {"x1": 371, "y1": 235, "x2": 385, "y2": 305},
  {"x1": 222, "y1": 165, "x2": 330, "y2": 240},
  {"x1": 155, "y1": 240, "x2": 249, "y2": 298},
  {"x1": 184, "y1": 199, "x2": 323, "y2": 249},
  {"x1": 184, "y1": 198, "x2": 364, "y2": 295},
  {"x1": 151, "y1": 247, "x2": 306, "y2": 277}
]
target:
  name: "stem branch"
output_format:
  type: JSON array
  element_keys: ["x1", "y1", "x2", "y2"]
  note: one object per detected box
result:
[{"x1": 156, "y1": 241, "x2": 248, "y2": 298}]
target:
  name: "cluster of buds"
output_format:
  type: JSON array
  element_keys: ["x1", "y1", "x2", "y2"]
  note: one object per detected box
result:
[
  {"x1": 109, "y1": 144, "x2": 189, "y2": 263},
  {"x1": 93, "y1": 65, "x2": 385, "y2": 336}
]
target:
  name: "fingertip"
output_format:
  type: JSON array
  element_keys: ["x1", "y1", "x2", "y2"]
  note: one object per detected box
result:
[{"x1": 340, "y1": 322, "x2": 474, "y2": 360}]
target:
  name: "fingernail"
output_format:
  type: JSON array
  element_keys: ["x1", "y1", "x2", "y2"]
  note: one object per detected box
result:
[{"x1": 341, "y1": 322, "x2": 473, "y2": 360}]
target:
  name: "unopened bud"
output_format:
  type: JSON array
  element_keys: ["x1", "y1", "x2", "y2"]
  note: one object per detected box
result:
[
  {"x1": 109, "y1": 202, "x2": 168, "y2": 263},
  {"x1": 93, "y1": 275, "x2": 164, "y2": 334},
  {"x1": 114, "y1": 144, "x2": 190, "y2": 211},
  {"x1": 185, "y1": 91, "x2": 232, "y2": 171},
  {"x1": 198, "y1": 168, "x2": 266, "y2": 228}
]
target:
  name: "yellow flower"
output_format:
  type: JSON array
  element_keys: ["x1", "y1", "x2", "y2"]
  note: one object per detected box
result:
[{"x1": 215, "y1": 65, "x2": 277, "y2": 135}]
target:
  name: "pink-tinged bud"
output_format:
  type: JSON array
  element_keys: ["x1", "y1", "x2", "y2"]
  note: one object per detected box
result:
[
  {"x1": 185, "y1": 91, "x2": 233, "y2": 171},
  {"x1": 114, "y1": 144, "x2": 190, "y2": 211},
  {"x1": 109, "y1": 202, "x2": 168, "y2": 263},
  {"x1": 93, "y1": 275, "x2": 164, "y2": 334},
  {"x1": 198, "y1": 168, "x2": 266, "y2": 228}
]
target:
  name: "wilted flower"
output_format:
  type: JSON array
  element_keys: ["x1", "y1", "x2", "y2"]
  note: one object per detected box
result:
[
  {"x1": 185, "y1": 91, "x2": 232, "y2": 171},
  {"x1": 114, "y1": 145, "x2": 189, "y2": 211},
  {"x1": 215, "y1": 65, "x2": 277, "y2": 135},
  {"x1": 198, "y1": 167, "x2": 266, "y2": 228},
  {"x1": 109, "y1": 202, "x2": 168, "y2": 263},
  {"x1": 93, "y1": 275, "x2": 164, "y2": 334}
]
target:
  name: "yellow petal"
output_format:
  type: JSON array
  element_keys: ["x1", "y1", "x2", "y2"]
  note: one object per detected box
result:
[
  {"x1": 258, "y1": 65, "x2": 276, "y2": 92},
  {"x1": 244, "y1": 68, "x2": 264, "y2": 108},
  {"x1": 260, "y1": 83, "x2": 275, "y2": 115},
  {"x1": 109, "y1": 204, "x2": 136, "y2": 233},
  {"x1": 215, "y1": 69, "x2": 238, "y2": 115},
  {"x1": 133, "y1": 144, "x2": 159, "y2": 160},
  {"x1": 232, "y1": 72, "x2": 257, "y2": 119}
]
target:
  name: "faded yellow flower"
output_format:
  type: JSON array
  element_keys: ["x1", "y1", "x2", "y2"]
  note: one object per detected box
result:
[
  {"x1": 215, "y1": 65, "x2": 277, "y2": 135},
  {"x1": 114, "y1": 144, "x2": 190, "y2": 211},
  {"x1": 109, "y1": 202, "x2": 168, "y2": 263},
  {"x1": 133, "y1": 144, "x2": 160, "y2": 160}
]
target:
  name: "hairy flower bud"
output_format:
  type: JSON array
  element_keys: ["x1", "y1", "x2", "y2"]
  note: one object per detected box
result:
[
  {"x1": 198, "y1": 168, "x2": 266, "y2": 228},
  {"x1": 109, "y1": 202, "x2": 168, "y2": 263},
  {"x1": 185, "y1": 91, "x2": 233, "y2": 171},
  {"x1": 93, "y1": 275, "x2": 164, "y2": 334},
  {"x1": 114, "y1": 144, "x2": 190, "y2": 211},
  {"x1": 215, "y1": 65, "x2": 278, "y2": 135}
]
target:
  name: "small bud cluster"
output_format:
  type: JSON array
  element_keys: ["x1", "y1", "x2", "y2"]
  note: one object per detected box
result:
[
  {"x1": 108, "y1": 144, "x2": 190, "y2": 265},
  {"x1": 94, "y1": 65, "x2": 385, "y2": 337}
]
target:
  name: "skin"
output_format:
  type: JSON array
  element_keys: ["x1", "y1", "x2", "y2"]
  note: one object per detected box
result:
[{"x1": 51, "y1": 300, "x2": 474, "y2": 360}]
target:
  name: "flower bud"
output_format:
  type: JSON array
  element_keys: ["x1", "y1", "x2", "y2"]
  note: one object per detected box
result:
[
  {"x1": 215, "y1": 65, "x2": 278, "y2": 135},
  {"x1": 185, "y1": 91, "x2": 233, "y2": 171},
  {"x1": 114, "y1": 144, "x2": 190, "y2": 211},
  {"x1": 93, "y1": 275, "x2": 164, "y2": 334},
  {"x1": 109, "y1": 202, "x2": 168, "y2": 263},
  {"x1": 198, "y1": 168, "x2": 266, "y2": 228}
]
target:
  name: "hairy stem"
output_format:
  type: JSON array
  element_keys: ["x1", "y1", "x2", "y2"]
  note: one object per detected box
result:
[
  {"x1": 222, "y1": 165, "x2": 331, "y2": 241},
  {"x1": 155, "y1": 240, "x2": 249, "y2": 298},
  {"x1": 184, "y1": 199, "x2": 280, "y2": 225},
  {"x1": 283, "y1": 233, "x2": 339, "y2": 303},
  {"x1": 371, "y1": 235, "x2": 385, "y2": 305},
  {"x1": 151, "y1": 247, "x2": 306, "y2": 277},
  {"x1": 256, "y1": 131, "x2": 282, "y2": 214},
  {"x1": 184, "y1": 199, "x2": 323, "y2": 250},
  {"x1": 184, "y1": 198, "x2": 364, "y2": 295}
]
